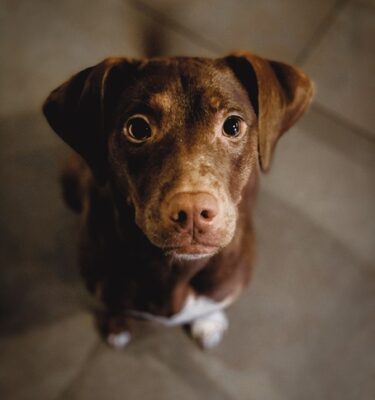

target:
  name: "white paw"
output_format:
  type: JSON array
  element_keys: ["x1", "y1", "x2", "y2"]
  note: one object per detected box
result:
[
  {"x1": 106, "y1": 331, "x2": 131, "y2": 349},
  {"x1": 190, "y1": 311, "x2": 228, "y2": 349}
]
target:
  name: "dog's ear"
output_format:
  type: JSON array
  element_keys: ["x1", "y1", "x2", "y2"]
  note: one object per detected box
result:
[
  {"x1": 225, "y1": 51, "x2": 314, "y2": 172},
  {"x1": 43, "y1": 57, "x2": 138, "y2": 183}
]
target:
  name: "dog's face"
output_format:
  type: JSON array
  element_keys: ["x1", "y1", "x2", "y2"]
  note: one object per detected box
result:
[
  {"x1": 43, "y1": 53, "x2": 313, "y2": 259},
  {"x1": 108, "y1": 58, "x2": 257, "y2": 257}
]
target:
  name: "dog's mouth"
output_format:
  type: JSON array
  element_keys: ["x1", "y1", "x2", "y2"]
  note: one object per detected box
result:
[{"x1": 164, "y1": 242, "x2": 219, "y2": 260}]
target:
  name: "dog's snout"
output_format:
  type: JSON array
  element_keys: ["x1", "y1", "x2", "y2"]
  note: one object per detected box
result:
[{"x1": 167, "y1": 192, "x2": 219, "y2": 233}]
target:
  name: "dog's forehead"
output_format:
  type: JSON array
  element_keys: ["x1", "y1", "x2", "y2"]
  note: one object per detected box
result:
[{"x1": 131, "y1": 58, "x2": 251, "y2": 113}]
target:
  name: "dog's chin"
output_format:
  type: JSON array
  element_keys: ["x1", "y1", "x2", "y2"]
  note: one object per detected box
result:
[
  {"x1": 170, "y1": 252, "x2": 215, "y2": 261},
  {"x1": 164, "y1": 244, "x2": 220, "y2": 261}
]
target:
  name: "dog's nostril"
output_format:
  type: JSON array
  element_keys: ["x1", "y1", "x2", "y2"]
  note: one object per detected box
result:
[
  {"x1": 200, "y1": 209, "x2": 211, "y2": 220},
  {"x1": 177, "y1": 210, "x2": 188, "y2": 223},
  {"x1": 172, "y1": 210, "x2": 188, "y2": 224}
]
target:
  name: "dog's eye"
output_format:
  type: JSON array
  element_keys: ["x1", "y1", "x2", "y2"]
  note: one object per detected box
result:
[
  {"x1": 222, "y1": 116, "x2": 243, "y2": 138},
  {"x1": 124, "y1": 116, "x2": 152, "y2": 142}
]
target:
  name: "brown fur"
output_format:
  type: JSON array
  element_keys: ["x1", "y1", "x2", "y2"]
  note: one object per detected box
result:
[{"x1": 43, "y1": 52, "x2": 313, "y2": 343}]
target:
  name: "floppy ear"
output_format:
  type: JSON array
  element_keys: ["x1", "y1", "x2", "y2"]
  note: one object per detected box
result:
[
  {"x1": 43, "y1": 57, "x2": 138, "y2": 183},
  {"x1": 226, "y1": 51, "x2": 314, "y2": 172}
]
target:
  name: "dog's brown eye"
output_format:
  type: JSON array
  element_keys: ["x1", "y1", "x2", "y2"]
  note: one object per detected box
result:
[
  {"x1": 125, "y1": 116, "x2": 152, "y2": 142},
  {"x1": 223, "y1": 116, "x2": 242, "y2": 138}
]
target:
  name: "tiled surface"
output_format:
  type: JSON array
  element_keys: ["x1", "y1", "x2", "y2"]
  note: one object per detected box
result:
[
  {"x1": 136, "y1": 0, "x2": 339, "y2": 60},
  {"x1": 0, "y1": 111, "x2": 83, "y2": 334},
  {"x1": 0, "y1": 0, "x2": 209, "y2": 119},
  {"x1": 261, "y1": 106, "x2": 375, "y2": 265},
  {"x1": 0, "y1": 313, "x2": 98, "y2": 400},
  {"x1": 1, "y1": 1, "x2": 374, "y2": 399},
  {"x1": 61, "y1": 338, "x2": 212, "y2": 400},
  {"x1": 303, "y1": 0, "x2": 375, "y2": 135}
]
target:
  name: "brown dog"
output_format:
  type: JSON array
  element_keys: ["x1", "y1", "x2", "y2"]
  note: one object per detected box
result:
[{"x1": 43, "y1": 52, "x2": 313, "y2": 349}]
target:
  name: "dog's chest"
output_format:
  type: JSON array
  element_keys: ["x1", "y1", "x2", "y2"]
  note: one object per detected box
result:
[{"x1": 127, "y1": 293, "x2": 235, "y2": 326}]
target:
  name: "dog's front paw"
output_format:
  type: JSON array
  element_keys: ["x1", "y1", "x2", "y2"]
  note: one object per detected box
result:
[
  {"x1": 95, "y1": 312, "x2": 132, "y2": 349},
  {"x1": 106, "y1": 331, "x2": 132, "y2": 349},
  {"x1": 190, "y1": 311, "x2": 229, "y2": 350}
]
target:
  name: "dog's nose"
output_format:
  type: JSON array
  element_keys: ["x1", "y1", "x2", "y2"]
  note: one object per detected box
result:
[{"x1": 167, "y1": 192, "x2": 219, "y2": 233}]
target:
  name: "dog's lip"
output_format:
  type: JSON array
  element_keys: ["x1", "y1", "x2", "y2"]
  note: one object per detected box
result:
[{"x1": 164, "y1": 242, "x2": 219, "y2": 256}]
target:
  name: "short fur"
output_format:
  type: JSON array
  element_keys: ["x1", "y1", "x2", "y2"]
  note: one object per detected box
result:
[{"x1": 43, "y1": 52, "x2": 313, "y2": 348}]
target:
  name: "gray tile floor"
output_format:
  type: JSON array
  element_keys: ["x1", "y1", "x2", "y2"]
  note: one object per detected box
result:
[{"x1": 1, "y1": 1, "x2": 374, "y2": 399}]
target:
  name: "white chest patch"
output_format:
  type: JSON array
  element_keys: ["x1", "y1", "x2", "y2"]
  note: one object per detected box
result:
[{"x1": 127, "y1": 294, "x2": 235, "y2": 327}]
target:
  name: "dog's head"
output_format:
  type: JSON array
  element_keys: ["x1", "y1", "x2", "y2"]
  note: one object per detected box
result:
[{"x1": 43, "y1": 53, "x2": 313, "y2": 259}]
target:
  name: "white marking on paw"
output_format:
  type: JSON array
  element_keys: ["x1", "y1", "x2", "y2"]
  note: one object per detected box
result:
[
  {"x1": 190, "y1": 310, "x2": 229, "y2": 349},
  {"x1": 107, "y1": 331, "x2": 131, "y2": 349}
]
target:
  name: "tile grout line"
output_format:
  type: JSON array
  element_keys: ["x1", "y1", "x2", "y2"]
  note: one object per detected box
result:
[
  {"x1": 54, "y1": 339, "x2": 102, "y2": 400},
  {"x1": 0, "y1": 309, "x2": 87, "y2": 341},
  {"x1": 126, "y1": 0, "x2": 223, "y2": 54},
  {"x1": 312, "y1": 102, "x2": 375, "y2": 144},
  {"x1": 294, "y1": 0, "x2": 351, "y2": 65},
  {"x1": 149, "y1": 346, "x2": 236, "y2": 400},
  {"x1": 257, "y1": 186, "x2": 375, "y2": 270}
]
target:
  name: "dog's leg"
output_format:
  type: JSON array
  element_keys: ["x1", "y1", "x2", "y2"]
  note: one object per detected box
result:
[
  {"x1": 95, "y1": 312, "x2": 132, "y2": 349},
  {"x1": 189, "y1": 310, "x2": 229, "y2": 349}
]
